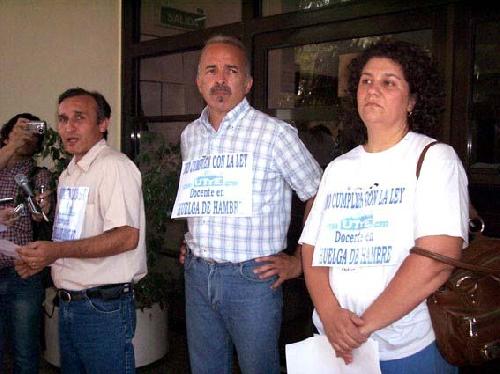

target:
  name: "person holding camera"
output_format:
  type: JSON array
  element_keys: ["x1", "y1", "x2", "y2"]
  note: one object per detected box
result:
[{"x1": 0, "y1": 113, "x2": 52, "y2": 373}]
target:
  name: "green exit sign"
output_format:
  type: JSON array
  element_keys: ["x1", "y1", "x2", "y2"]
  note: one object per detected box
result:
[{"x1": 160, "y1": 6, "x2": 206, "y2": 30}]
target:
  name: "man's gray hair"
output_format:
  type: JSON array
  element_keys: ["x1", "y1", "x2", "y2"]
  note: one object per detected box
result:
[{"x1": 198, "y1": 35, "x2": 252, "y2": 78}]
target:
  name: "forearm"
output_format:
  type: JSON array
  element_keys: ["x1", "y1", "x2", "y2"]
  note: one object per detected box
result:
[
  {"x1": 303, "y1": 243, "x2": 368, "y2": 355},
  {"x1": 0, "y1": 144, "x2": 17, "y2": 169},
  {"x1": 290, "y1": 196, "x2": 316, "y2": 267},
  {"x1": 303, "y1": 196, "x2": 315, "y2": 223},
  {"x1": 51, "y1": 226, "x2": 139, "y2": 260},
  {"x1": 302, "y1": 243, "x2": 340, "y2": 315},
  {"x1": 361, "y1": 235, "x2": 462, "y2": 335}
]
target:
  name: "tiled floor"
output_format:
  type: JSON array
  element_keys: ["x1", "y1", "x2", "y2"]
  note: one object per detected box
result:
[{"x1": 16, "y1": 323, "x2": 500, "y2": 374}]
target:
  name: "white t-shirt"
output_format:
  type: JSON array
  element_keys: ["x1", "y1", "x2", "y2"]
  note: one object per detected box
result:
[{"x1": 299, "y1": 132, "x2": 469, "y2": 360}]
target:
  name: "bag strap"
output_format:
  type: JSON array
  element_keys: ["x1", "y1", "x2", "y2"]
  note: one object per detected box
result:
[
  {"x1": 416, "y1": 140, "x2": 439, "y2": 178},
  {"x1": 413, "y1": 141, "x2": 500, "y2": 276},
  {"x1": 410, "y1": 247, "x2": 500, "y2": 275}
]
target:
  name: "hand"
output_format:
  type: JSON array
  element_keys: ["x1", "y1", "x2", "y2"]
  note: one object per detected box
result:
[
  {"x1": 0, "y1": 207, "x2": 18, "y2": 226},
  {"x1": 9, "y1": 119, "x2": 34, "y2": 151},
  {"x1": 338, "y1": 351, "x2": 354, "y2": 365},
  {"x1": 254, "y1": 251, "x2": 302, "y2": 289},
  {"x1": 320, "y1": 307, "x2": 367, "y2": 360},
  {"x1": 17, "y1": 241, "x2": 59, "y2": 271},
  {"x1": 35, "y1": 188, "x2": 52, "y2": 215},
  {"x1": 32, "y1": 188, "x2": 52, "y2": 222},
  {"x1": 179, "y1": 241, "x2": 187, "y2": 265},
  {"x1": 14, "y1": 259, "x2": 41, "y2": 278}
]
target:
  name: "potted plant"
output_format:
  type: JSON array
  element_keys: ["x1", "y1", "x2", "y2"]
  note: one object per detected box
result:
[
  {"x1": 132, "y1": 131, "x2": 182, "y2": 366},
  {"x1": 38, "y1": 127, "x2": 71, "y2": 187},
  {"x1": 135, "y1": 130, "x2": 182, "y2": 307}
]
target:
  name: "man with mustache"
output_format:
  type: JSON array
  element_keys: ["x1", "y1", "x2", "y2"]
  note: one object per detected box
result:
[
  {"x1": 16, "y1": 88, "x2": 147, "y2": 374},
  {"x1": 176, "y1": 35, "x2": 321, "y2": 373}
]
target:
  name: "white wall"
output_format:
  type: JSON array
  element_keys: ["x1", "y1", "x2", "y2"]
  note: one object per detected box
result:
[{"x1": 0, "y1": 0, "x2": 122, "y2": 150}]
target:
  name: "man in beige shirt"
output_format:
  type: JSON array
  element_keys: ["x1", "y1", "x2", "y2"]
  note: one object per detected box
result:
[{"x1": 16, "y1": 88, "x2": 147, "y2": 374}]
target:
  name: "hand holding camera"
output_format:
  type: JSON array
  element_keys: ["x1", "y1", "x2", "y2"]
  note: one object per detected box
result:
[
  {"x1": 8, "y1": 119, "x2": 35, "y2": 149},
  {"x1": 5, "y1": 118, "x2": 46, "y2": 157}
]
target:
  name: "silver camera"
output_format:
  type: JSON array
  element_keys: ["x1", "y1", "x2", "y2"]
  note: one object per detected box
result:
[{"x1": 26, "y1": 121, "x2": 46, "y2": 135}]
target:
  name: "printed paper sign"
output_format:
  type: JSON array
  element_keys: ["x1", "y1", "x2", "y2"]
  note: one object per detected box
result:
[
  {"x1": 52, "y1": 187, "x2": 89, "y2": 241},
  {"x1": 171, "y1": 153, "x2": 253, "y2": 218},
  {"x1": 312, "y1": 187, "x2": 406, "y2": 268}
]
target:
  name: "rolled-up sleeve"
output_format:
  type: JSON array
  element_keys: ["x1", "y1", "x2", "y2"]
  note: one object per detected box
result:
[
  {"x1": 273, "y1": 124, "x2": 322, "y2": 201},
  {"x1": 98, "y1": 156, "x2": 143, "y2": 233}
]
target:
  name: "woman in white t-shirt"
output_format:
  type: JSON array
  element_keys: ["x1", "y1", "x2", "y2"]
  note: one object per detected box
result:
[{"x1": 300, "y1": 39, "x2": 469, "y2": 373}]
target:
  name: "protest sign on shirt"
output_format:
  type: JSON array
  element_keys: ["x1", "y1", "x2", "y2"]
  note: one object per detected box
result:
[{"x1": 172, "y1": 152, "x2": 253, "y2": 218}]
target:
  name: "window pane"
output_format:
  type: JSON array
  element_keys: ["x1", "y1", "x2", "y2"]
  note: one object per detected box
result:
[
  {"x1": 268, "y1": 30, "x2": 432, "y2": 167},
  {"x1": 141, "y1": 122, "x2": 188, "y2": 145},
  {"x1": 139, "y1": 50, "x2": 204, "y2": 116},
  {"x1": 262, "y1": 0, "x2": 355, "y2": 17},
  {"x1": 470, "y1": 20, "x2": 500, "y2": 168},
  {"x1": 268, "y1": 30, "x2": 432, "y2": 109},
  {"x1": 141, "y1": 0, "x2": 242, "y2": 41}
]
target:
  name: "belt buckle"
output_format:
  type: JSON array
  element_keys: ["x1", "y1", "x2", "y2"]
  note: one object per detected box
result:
[
  {"x1": 123, "y1": 283, "x2": 131, "y2": 294},
  {"x1": 58, "y1": 290, "x2": 72, "y2": 302}
]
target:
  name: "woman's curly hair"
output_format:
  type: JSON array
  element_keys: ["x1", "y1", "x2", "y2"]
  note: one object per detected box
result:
[{"x1": 342, "y1": 39, "x2": 445, "y2": 145}]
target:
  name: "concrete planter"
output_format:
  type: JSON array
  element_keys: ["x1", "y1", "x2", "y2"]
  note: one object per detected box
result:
[
  {"x1": 43, "y1": 288, "x2": 168, "y2": 368},
  {"x1": 134, "y1": 303, "x2": 169, "y2": 367}
]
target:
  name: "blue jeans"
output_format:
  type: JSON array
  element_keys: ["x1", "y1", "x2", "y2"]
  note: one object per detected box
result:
[
  {"x1": 185, "y1": 253, "x2": 283, "y2": 374},
  {"x1": 380, "y1": 341, "x2": 458, "y2": 374},
  {"x1": 58, "y1": 288, "x2": 136, "y2": 374},
  {"x1": 0, "y1": 267, "x2": 43, "y2": 374}
]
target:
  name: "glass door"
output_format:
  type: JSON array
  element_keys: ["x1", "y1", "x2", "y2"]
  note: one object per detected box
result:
[{"x1": 253, "y1": 8, "x2": 446, "y2": 248}]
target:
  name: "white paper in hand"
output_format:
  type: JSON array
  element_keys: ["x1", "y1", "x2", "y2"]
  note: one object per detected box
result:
[{"x1": 286, "y1": 335, "x2": 381, "y2": 374}]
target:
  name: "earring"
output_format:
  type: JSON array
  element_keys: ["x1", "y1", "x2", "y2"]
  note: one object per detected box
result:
[{"x1": 408, "y1": 111, "x2": 413, "y2": 118}]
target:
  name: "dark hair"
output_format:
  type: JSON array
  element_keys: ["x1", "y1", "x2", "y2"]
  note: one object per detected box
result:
[
  {"x1": 343, "y1": 39, "x2": 445, "y2": 144},
  {"x1": 58, "y1": 87, "x2": 111, "y2": 140},
  {"x1": 0, "y1": 113, "x2": 44, "y2": 153}
]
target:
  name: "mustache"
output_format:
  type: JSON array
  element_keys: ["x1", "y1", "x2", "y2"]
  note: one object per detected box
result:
[{"x1": 210, "y1": 84, "x2": 231, "y2": 95}]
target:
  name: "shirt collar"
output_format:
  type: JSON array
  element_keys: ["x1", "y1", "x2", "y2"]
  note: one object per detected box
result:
[
  {"x1": 199, "y1": 98, "x2": 250, "y2": 132},
  {"x1": 65, "y1": 139, "x2": 107, "y2": 175}
]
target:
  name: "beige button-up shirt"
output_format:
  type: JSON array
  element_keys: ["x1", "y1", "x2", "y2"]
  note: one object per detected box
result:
[{"x1": 51, "y1": 140, "x2": 147, "y2": 290}]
